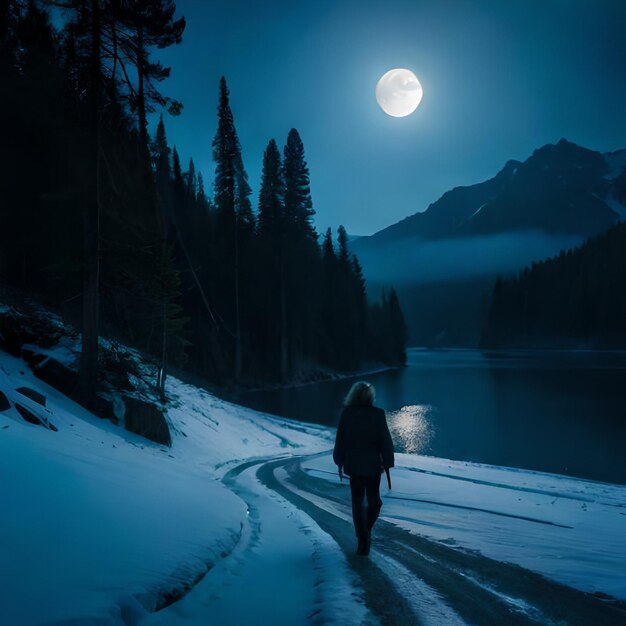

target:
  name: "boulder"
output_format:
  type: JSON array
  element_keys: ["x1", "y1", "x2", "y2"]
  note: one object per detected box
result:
[
  {"x1": 123, "y1": 396, "x2": 171, "y2": 446},
  {"x1": 89, "y1": 393, "x2": 126, "y2": 426},
  {"x1": 89, "y1": 394, "x2": 120, "y2": 425},
  {"x1": 21, "y1": 345, "x2": 47, "y2": 367},
  {"x1": 32, "y1": 357, "x2": 78, "y2": 396}
]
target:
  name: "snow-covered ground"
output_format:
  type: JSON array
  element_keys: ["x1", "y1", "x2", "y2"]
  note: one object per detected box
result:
[
  {"x1": 0, "y1": 349, "x2": 337, "y2": 625},
  {"x1": 303, "y1": 454, "x2": 626, "y2": 601},
  {"x1": 1, "y1": 345, "x2": 625, "y2": 625}
]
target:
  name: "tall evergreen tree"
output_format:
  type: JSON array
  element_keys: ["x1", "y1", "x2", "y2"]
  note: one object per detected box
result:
[
  {"x1": 337, "y1": 225, "x2": 350, "y2": 268},
  {"x1": 281, "y1": 128, "x2": 319, "y2": 374},
  {"x1": 321, "y1": 227, "x2": 335, "y2": 264},
  {"x1": 211, "y1": 76, "x2": 251, "y2": 380},
  {"x1": 152, "y1": 114, "x2": 171, "y2": 193},
  {"x1": 197, "y1": 171, "x2": 208, "y2": 208},
  {"x1": 186, "y1": 157, "x2": 196, "y2": 200},
  {"x1": 212, "y1": 77, "x2": 237, "y2": 224},
  {"x1": 172, "y1": 145, "x2": 184, "y2": 196},
  {"x1": 258, "y1": 139, "x2": 283, "y2": 236},
  {"x1": 257, "y1": 138, "x2": 285, "y2": 375},
  {"x1": 387, "y1": 287, "x2": 408, "y2": 364},
  {"x1": 350, "y1": 253, "x2": 368, "y2": 363},
  {"x1": 318, "y1": 227, "x2": 338, "y2": 365},
  {"x1": 283, "y1": 128, "x2": 316, "y2": 243}
]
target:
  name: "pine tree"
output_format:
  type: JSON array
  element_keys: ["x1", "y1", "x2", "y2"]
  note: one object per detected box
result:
[
  {"x1": 107, "y1": 0, "x2": 185, "y2": 144},
  {"x1": 151, "y1": 118, "x2": 219, "y2": 381},
  {"x1": 281, "y1": 128, "x2": 319, "y2": 375},
  {"x1": 387, "y1": 287, "x2": 408, "y2": 364},
  {"x1": 350, "y1": 253, "x2": 368, "y2": 363},
  {"x1": 283, "y1": 128, "x2": 316, "y2": 243},
  {"x1": 187, "y1": 157, "x2": 197, "y2": 201},
  {"x1": 257, "y1": 138, "x2": 285, "y2": 376},
  {"x1": 321, "y1": 227, "x2": 335, "y2": 264},
  {"x1": 319, "y1": 227, "x2": 338, "y2": 365},
  {"x1": 258, "y1": 139, "x2": 283, "y2": 236},
  {"x1": 197, "y1": 171, "x2": 208, "y2": 207},
  {"x1": 172, "y1": 145, "x2": 184, "y2": 197},
  {"x1": 212, "y1": 77, "x2": 237, "y2": 220},
  {"x1": 337, "y1": 225, "x2": 350, "y2": 268},
  {"x1": 211, "y1": 76, "x2": 250, "y2": 380},
  {"x1": 330, "y1": 226, "x2": 364, "y2": 369},
  {"x1": 152, "y1": 114, "x2": 171, "y2": 194}
]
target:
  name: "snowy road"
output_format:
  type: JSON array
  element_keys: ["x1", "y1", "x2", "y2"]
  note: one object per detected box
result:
[
  {"x1": 259, "y1": 453, "x2": 626, "y2": 626},
  {"x1": 142, "y1": 457, "x2": 373, "y2": 625},
  {"x1": 146, "y1": 453, "x2": 626, "y2": 626}
]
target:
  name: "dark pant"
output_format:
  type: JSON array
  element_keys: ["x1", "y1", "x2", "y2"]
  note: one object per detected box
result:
[{"x1": 349, "y1": 474, "x2": 383, "y2": 539}]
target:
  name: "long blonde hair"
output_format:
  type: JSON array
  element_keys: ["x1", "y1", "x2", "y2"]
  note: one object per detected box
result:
[{"x1": 343, "y1": 381, "x2": 376, "y2": 407}]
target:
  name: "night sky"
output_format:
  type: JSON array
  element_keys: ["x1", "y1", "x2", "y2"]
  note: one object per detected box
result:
[{"x1": 152, "y1": 0, "x2": 626, "y2": 236}]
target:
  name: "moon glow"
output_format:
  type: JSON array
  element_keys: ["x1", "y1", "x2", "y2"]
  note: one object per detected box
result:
[{"x1": 376, "y1": 68, "x2": 423, "y2": 117}]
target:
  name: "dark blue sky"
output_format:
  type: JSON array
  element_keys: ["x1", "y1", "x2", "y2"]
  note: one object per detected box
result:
[{"x1": 151, "y1": 0, "x2": 626, "y2": 236}]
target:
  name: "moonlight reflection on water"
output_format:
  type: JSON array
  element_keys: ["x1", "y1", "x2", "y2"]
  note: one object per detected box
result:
[{"x1": 388, "y1": 405, "x2": 434, "y2": 454}]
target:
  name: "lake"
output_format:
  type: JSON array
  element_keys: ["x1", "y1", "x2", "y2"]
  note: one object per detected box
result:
[{"x1": 235, "y1": 349, "x2": 626, "y2": 485}]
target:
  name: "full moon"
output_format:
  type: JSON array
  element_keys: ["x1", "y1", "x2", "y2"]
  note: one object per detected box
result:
[{"x1": 375, "y1": 68, "x2": 423, "y2": 117}]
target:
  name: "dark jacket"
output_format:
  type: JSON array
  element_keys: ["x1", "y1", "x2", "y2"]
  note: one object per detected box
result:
[{"x1": 333, "y1": 405, "x2": 395, "y2": 477}]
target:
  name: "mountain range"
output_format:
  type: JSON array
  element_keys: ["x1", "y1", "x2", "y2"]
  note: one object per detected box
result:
[{"x1": 352, "y1": 139, "x2": 626, "y2": 346}]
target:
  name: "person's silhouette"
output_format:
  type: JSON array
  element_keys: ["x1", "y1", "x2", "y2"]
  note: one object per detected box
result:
[{"x1": 333, "y1": 381, "x2": 395, "y2": 556}]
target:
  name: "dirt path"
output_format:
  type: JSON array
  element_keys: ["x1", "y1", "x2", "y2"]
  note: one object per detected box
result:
[{"x1": 257, "y1": 454, "x2": 626, "y2": 626}]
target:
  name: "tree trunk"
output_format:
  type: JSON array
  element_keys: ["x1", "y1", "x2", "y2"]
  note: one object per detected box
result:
[
  {"x1": 158, "y1": 242, "x2": 168, "y2": 401},
  {"x1": 279, "y1": 249, "x2": 288, "y2": 382},
  {"x1": 234, "y1": 213, "x2": 242, "y2": 381},
  {"x1": 136, "y1": 24, "x2": 148, "y2": 146},
  {"x1": 74, "y1": 0, "x2": 101, "y2": 407}
]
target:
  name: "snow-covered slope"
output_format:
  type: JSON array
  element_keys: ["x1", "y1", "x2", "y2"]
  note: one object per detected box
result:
[
  {"x1": 0, "y1": 349, "x2": 332, "y2": 625},
  {"x1": 2, "y1": 343, "x2": 625, "y2": 625}
]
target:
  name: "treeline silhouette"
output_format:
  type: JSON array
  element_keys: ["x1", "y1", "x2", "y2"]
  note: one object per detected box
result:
[
  {"x1": 481, "y1": 219, "x2": 626, "y2": 348},
  {"x1": 0, "y1": 2, "x2": 407, "y2": 401}
]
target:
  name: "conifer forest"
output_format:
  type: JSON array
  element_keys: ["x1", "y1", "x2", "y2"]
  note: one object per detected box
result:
[{"x1": 0, "y1": 1, "x2": 407, "y2": 405}]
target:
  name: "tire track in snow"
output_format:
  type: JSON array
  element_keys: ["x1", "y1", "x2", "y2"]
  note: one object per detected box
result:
[
  {"x1": 265, "y1": 455, "x2": 626, "y2": 626},
  {"x1": 259, "y1": 459, "x2": 437, "y2": 625}
]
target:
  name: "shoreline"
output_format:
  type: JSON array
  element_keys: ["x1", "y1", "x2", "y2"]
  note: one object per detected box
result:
[
  {"x1": 410, "y1": 345, "x2": 626, "y2": 354},
  {"x1": 237, "y1": 362, "x2": 403, "y2": 394}
]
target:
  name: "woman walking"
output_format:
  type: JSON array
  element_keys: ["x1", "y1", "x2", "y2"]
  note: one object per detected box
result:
[{"x1": 333, "y1": 381, "x2": 395, "y2": 556}]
